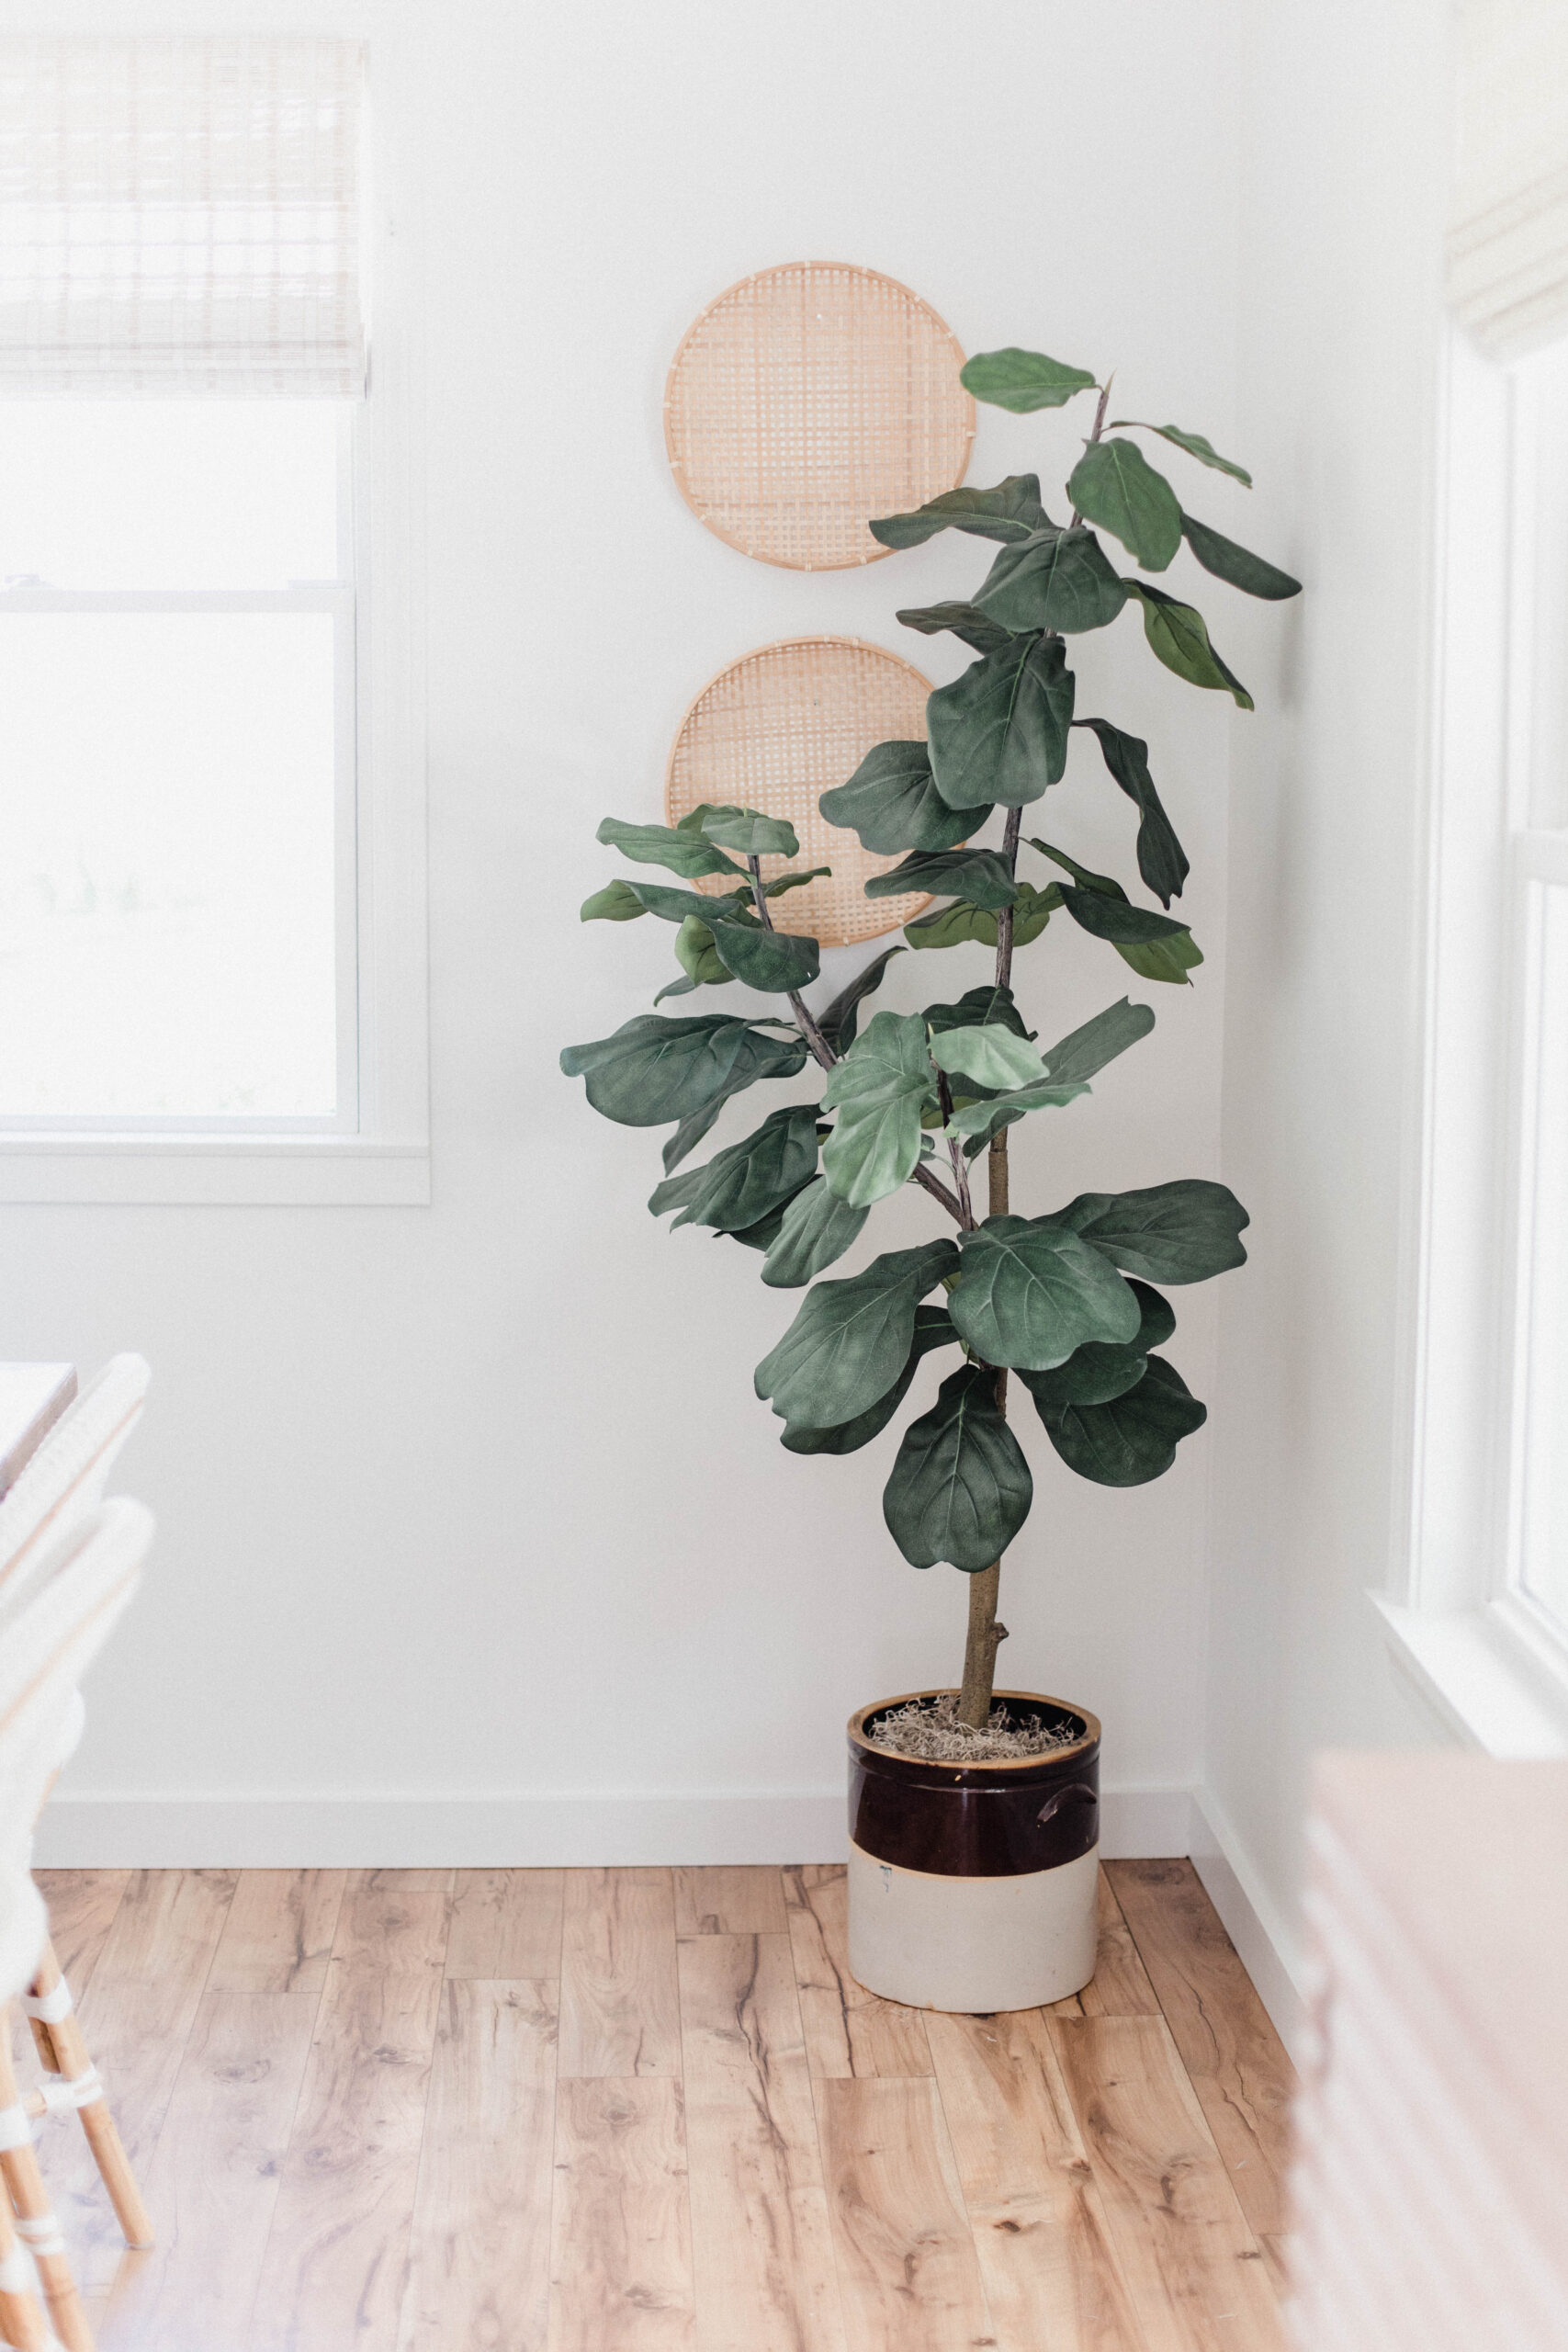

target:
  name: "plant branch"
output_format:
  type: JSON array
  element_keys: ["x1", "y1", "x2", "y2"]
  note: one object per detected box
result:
[
  {"x1": 993, "y1": 807, "x2": 1023, "y2": 992},
  {"x1": 935, "y1": 1071, "x2": 976, "y2": 1230},
  {"x1": 1067, "y1": 374, "x2": 1115, "y2": 528},
  {"x1": 747, "y1": 853, "x2": 837, "y2": 1073},
  {"x1": 912, "y1": 1161, "x2": 964, "y2": 1222}
]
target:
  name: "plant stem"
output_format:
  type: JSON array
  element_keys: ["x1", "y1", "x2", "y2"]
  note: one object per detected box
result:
[
  {"x1": 935, "y1": 1071, "x2": 976, "y2": 1230},
  {"x1": 1067, "y1": 376, "x2": 1115, "y2": 528}
]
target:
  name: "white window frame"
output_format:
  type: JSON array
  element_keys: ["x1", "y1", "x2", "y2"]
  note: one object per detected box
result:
[
  {"x1": 0, "y1": 48, "x2": 427, "y2": 1208},
  {"x1": 1378, "y1": 325, "x2": 1568, "y2": 1753}
]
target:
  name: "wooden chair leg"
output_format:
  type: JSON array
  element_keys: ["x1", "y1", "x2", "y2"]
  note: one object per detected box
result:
[
  {"x1": 0, "y1": 2018, "x2": 88, "y2": 2352},
  {"x1": 22, "y1": 1945, "x2": 152, "y2": 2253}
]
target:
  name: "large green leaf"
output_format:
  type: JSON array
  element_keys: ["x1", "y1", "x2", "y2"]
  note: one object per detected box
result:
[
  {"x1": 818, "y1": 945, "x2": 906, "y2": 1054},
  {"x1": 709, "y1": 919, "x2": 820, "y2": 995},
  {"x1": 1180, "y1": 514, "x2": 1302, "y2": 601},
  {"x1": 820, "y1": 1012, "x2": 935, "y2": 1206},
  {"x1": 1055, "y1": 1178, "x2": 1249, "y2": 1283},
  {"x1": 974, "y1": 527, "x2": 1128, "y2": 636},
  {"x1": 869, "y1": 473, "x2": 1051, "y2": 548},
  {"x1": 905, "y1": 880, "x2": 1059, "y2": 952},
  {"x1": 762, "y1": 865, "x2": 832, "y2": 899},
  {"x1": 561, "y1": 1014, "x2": 807, "y2": 1126},
  {"x1": 819, "y1": 741, "x2": 985, "y2": 854},
  {"x1": 1109, "y1": 422, "x2": 1252, "y2": 486},
  {"x1": 1124, "y1": 582, "x2": 1254, "y2": 708},
  {"x1": 626, "y1": 879, "x2": 750, "y2": 925},
  {"x1": 649, "y1": 1103, "x2": 821, "y2": 1234},
  {"x1": 783, "y1": 1307, "x2": 956, "y2": 1453},
  {"x1": 661, "y1": 1097, "x2": 726, "y2": 1173},
  {"x1": 928, "y1": 634, "x2": 1075, "y2": 809},
  {"x1": 929, "y1": 1024, "x2": 1049, "y2": 1092},
  {"x1": 949, "y1": 1215, "x2": 1141, "y2": 1370},
  {"x1": 728, "y1": 1182, "x2": 816, "y2": 1254},
  {"x1": 865, "y1": 848, "x2": 1017, "y2": 911},
  {"x1": 596, "y1": 817, "x2": 744, "y2": 879},
  {"x1": 1067, "y1": 439, "x2": 1182, "y2": 571},
  {"x1": 756, "y1": 1239, "x2": 959, "y2": 1430},
  {"x1": 761, "y1": 1176, "x2": 870, "y2": 1288},
  {"x1": 943, "y1": 1080, "x2": 1089, "y2": 1144},
  {"x1": 694, "y1": 807, "x2": 800, "y2": 858},
  {"x1": 1057, "y1": 884, "x2": 1193, "y2": 948},
  {"x1": 883, "y1": 1364, "x2": 1034, "y2": 1569},
  {"x1": 673, "y1": 915, "x2": 730, "y2": 986},
  {"x1": 1020, "y1": 1279, "x2": 1176, "y2": 1408},
  {"x1": 1032, "y1": 1354, "x2": 1206, "y2": 1485},
  {"x1": 1036, "y1": 997, "x2": 1156, "y2": 1087},
  {"x1": 1073, "y1": 718, "x2": 1189, "y2": 906},
  {"x1": 960, "y1": 350, "x2": 1096, "y2": 413},
  {"x1": 581, "y1": 878, "x2": 648, "y2": 922},
  {"x1": 1114, "y1": 930, "x2": 1203, "y2": 985},
  {"x1": 896, "y1": 603, "x2": 1014, "y2": 657},
  {"x1": 922, "y1": 983, "x2": 1033, "y2": 1040}
]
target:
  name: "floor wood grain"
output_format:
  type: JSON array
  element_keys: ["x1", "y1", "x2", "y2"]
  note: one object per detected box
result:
[{"x1": 31, "y1": 1860, "x2": 1293, "y2": 2351}]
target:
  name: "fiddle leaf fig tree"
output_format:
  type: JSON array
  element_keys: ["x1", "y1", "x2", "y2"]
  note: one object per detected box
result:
[{"x1": 563, "y1": 349, "x2": 1300, "y2": 1726}]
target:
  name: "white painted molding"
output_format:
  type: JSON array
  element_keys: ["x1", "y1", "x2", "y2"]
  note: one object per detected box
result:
[
  {"x1": 1190, "y1": 1783, "x2": 1308, "y2": 2063},
  {"x1": 35, "y1": 1782, "x2": 1194, "y2": 1871},
  {"x1": 1373, "y1": 1592, "x2": 1568, "y2": 1757}
]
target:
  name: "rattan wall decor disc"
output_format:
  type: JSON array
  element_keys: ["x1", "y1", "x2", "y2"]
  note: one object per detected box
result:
[
  {"x1": 665, "y1": 636, "x2": 939, "y2": 948},
  {"x1": 664, "y1": 262, "x2": 976, "y2": 571}
]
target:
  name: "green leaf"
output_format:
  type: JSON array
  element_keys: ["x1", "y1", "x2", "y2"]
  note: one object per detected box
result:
[
  {"x1": 727, "y1": 1184, "x2": 814, "y2": 1253},
  {"x1": 883, "y1": 1364, "x2": 1034, "y2": 1569},
  {"x1": 818, "y1": 946, "x2": 906, "y2": 1055},
  {"x1": 761, "y1": 1176, "x2": 870, "y2": 1288},
  {"x1": 661, "y1": 1099, "x2": 726, "y2": 1173},
  {"x1": 581, "y1": 878, "x2": 649, "y2": 922},
  {"x1": 819, "y1": 741, "x2": 986, "y2": 854},
  {"x1": 1114, "y1": 930, "x2": 1203, "y2": 985},
  {"x1": 865, "y1": 848, "x2": 1017, "y2": 911},
  {"x1": 596, "y1": 817, "x2": 745, "y2": 879},
  {"x1": 626, "y1": 878, "x2": 750, "y2": 926},
  {"x1": 673, "y1": 915, "x2": 731, "y2": 986},
  {"x1": 1055, "y1": 1178, "x2": 1249, "y2": 1283},
  {"x1": 929, "y1": 1024, "x2": 1049, "y2": 1092},
  {"x1": 928, "y1": 633, "x2": 1075, "y2": 809},
  {"x1": 869, "y1": 473, "x2": 1050, "y2": 548},
  {"x1": 904, "y1": 880, "x2": 1060, "y2": 952},
  {"x1": 1038, "y1": 996, "x2": 1156, "y2": 1087},
  {"x1": 943, "y1": 1080, "x2": 1089, "y2": 1143},
  {"x1": 1031, "y1": 1353, "x2": 1206, "y2": 1485},
  {"x1": 763, "y1": 865, "x2": 832, "y2": 898},
  {"x1": 1019, "y1": 1279, "x2": 1176, "y2": 1408},
  {"x1": 1058, "y1": 884, "x2": 1194, "y2": 948},
  {"x1": 783, "y1": 1307, "x2": 956, "y2": 1453},
  {"x1": 1028, "y1": 836, "x2": 1124, "y2": 897},
  {"x1": 1073, "y1": 719, "x2": 1188, "y2": 907},
  {"x1": 1124, "y1": 582, "x2": 1254, "y2": 708},
  {"x1": 949, "y1": 1215, "x2": 1142, "y2": 1371},
  {"x1": 652, "y1": 976, "x2": 699, "y2": 1002},
  {"x1": 561, "y1": 1014, "x2": 807, "y2": 1127},
  {"x1": 649, "y1": 1103, "x2": 821, "y2": 1234},
  {"x1": 1110, "y1": 422, "x2": 1252, "y2": 486},
  {"x1": 896, "y1": 603, "x2": 1014, "y2": 657},
  {"x1": 973, "y1": 526, "x2": 1128, "y2": 635},
  {"x1": 921, "y1": 983, "x2": 1032, "y2": 1040},
  {"x1": 694, "y1": 807, "x2": 800, "y2": 859},
  {"x1": 960, "y1": 350, "x2": 1097, "y2": 413},
  {"x1": 1180, "y1": 514, "x2": 1301, "y2": 600},
  {"x1": 710, "y1": 919, "x2": 821, "y2": 995},
  {"x1": 1066, "y1": 439, "x2": 1182, "y2": 571},
  {"x1": 820, "y1": 1012, "x2": 935, "y2": 1206},
  {"x1": 755, "y1": 1239, "x2": 959, "y2": 1430}
]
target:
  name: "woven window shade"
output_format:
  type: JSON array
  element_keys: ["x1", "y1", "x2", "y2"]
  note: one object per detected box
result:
[
  {"x1": 664, "y1": 262, "x2": 974, "y2": 571},
  {"x1": 1450, "y1": 0, "x2": 1568, "y2": 360},
  {"x1": 0, "y1": 37, "x2": 365, "y2": 395},
  {"x1": 665, "y1": 637, "x2": 939, "y2": 949}
]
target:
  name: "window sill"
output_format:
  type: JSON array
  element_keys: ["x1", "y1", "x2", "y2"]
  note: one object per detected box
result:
[
  {"x1": 1372, "y1": 1592, "x2": 1568, "y2": 1757},
  {"x1": 0, "y1": 1135, "x2": 430, "y2": 1207}
]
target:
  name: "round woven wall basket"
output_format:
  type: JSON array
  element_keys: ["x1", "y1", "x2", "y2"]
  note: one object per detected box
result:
[
  {"x1": 665, "y1": 637, "x2": 937, "y2": 948},
  {"x1": 664, "y1": 262, "x2": 975, "y2": 571}
]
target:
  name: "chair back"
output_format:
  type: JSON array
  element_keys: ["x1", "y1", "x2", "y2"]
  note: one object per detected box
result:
[{"x1": 0, "y1": 1355, "x2": 150, "y2": 1612}]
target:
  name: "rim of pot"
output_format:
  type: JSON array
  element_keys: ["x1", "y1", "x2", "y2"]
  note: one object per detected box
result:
[{"x1": 848, "y1": 1688, "x2": 1102, "y2": 1771}]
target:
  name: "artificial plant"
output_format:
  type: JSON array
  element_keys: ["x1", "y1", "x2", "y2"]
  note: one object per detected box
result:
[{"x1": 563, "y1": 345, "x2": 1300, "y2": 1728}]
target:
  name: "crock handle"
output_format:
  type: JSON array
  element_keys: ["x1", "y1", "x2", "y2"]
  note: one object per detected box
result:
[{"x1": 1035, "y1": 1780, "x2": 1098, "y2": 1829}]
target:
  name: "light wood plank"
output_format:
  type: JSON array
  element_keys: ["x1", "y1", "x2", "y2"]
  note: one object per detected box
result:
[
  {"x1": 1079, "y1": 1871, "x2": 1162, "y2": 2018},
  {"x1": 547, "y1": 2077, "x2": 696, "y2": 2352},
  {"x1": 781, "y1": 1865, "x2": 931, "y2": 2081},
  {"x1": 399, "y1": 1979, "x2": 558, "y2": 2352},
  {"x1": 558, "y1": 1869, "x2": 681, "y2": 2079},
  {"x1": 446, "y1": 1869, "x2": 565, "y2": 1980},
  {"x1": 45, "y1": 1869, "x2": 239, "y2": 2288},
  {"x1": 208, "y1": 1871, "x2": 346, "y2": 1996},
  {"x1": 928, "y1": 2005, "x2": 1145, "y2": 2352},
  {"x1": 350, "y1": 1869, "x2": 455, "y2": 1894},
  {"x1": 32, "y1": 1871, "x2": 130, "y2": 1999},
  {"x1": 96, "y1": 1992, "x2": 318, "y2": 2352},
  {"x1": 814, "y1": 2075, "x2": 994, "y2": 2352},
  {"x1": 1107, "y1": 1861, "x2": 1295, "y2": 2256},
  {"x1": 673, "y1": 1867, "x2": 787, "y2": 1938},
  {"x1": 1051, "y1": 2015, "x2": 1284, "y2": 2352},
  {"x1": 248, "y1": 1884, "x2": 449, "y2": 2352},
  {"x1": 678, "y1": 1933, "x2": 845, "y2": 2352}
]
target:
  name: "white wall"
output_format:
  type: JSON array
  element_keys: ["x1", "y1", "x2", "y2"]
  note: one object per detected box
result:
[
  {"x1": 1201, "y1": 0, "x2": 1460, "y2": 2002},
  {"x1": 14, "y1": 0, "x2": 1248, "y2": 1863}
]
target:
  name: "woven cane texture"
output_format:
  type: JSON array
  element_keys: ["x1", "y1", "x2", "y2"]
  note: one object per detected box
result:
[
  {"x1": 665, "y1": 637, "x2": 936, "y2": 948},
  {"x1": 664, "y1": 262, "x2": 975, "y2": 571}
]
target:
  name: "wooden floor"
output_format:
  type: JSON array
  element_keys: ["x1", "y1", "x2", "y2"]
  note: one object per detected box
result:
[{"x1": 15, "y1": 1860, "x2": 1295, "y2": 2352}]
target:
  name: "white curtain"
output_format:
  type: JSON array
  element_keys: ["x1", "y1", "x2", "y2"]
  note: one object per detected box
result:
[
  {"x1": 1450, "y1": 0, "x2": 1568, "y2": 361},
  {"x1": 0, "y1": 38, "x2": 365, "y2": 395}
]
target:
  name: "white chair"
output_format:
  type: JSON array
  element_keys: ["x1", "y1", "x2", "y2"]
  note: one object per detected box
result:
[{"x1": 0, "y1": 1498, "x2": 151, "y2": 2352}]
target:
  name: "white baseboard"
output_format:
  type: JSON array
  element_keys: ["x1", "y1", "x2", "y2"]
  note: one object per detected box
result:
[
  {"x1": 1190, "y1": 1782, "x2": 1308, "y2": 2061},
  {"x1": 35, "y1": 1783, "x2": 1195, "y2": 1871}
]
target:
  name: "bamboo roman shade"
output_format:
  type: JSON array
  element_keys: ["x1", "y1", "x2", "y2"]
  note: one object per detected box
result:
[
  {"x1": 1450, "y1": 0, "x2": 1568, "y2": 359},
  {"x1": 0, "y1": 37, "x2": 366, "y2": 394}
]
